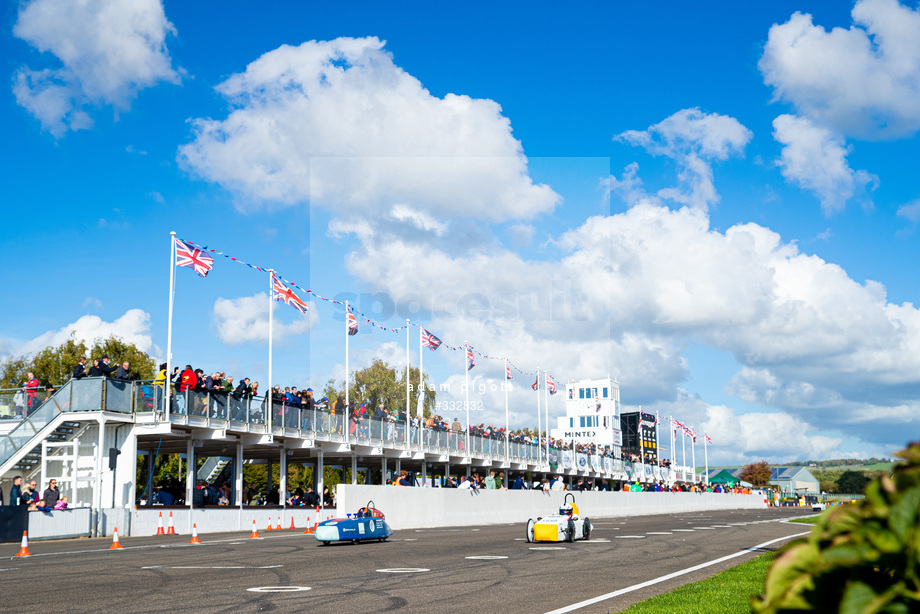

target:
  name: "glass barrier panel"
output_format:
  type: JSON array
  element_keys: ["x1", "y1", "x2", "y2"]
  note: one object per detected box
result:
[
  {"x1": 330, "y1": 413, "x2": 344, "y2": 438},
  {"x1": 71, "y1": 377, "x2": 103, "y2": 412},
  {"x1": 209, "y1": 392, "x2": 229, "y2": 420},
  {"x1": 133, "y1": 382, "x2": 157, "y2": 414},
  {"x1": 183, "y1": 390, "x2": 207, "y2": 417},
  {"x1": 104, "y1": 379, "x2": 133, "y2": 413},
  {"x1": 0, "y1": 436, "x2": 15, "y2": 464}
]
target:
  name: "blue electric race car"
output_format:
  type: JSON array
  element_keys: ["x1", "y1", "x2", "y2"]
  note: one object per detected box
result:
[{"x1": 315, "y1": 500, "x2": 393, "y2": 545}]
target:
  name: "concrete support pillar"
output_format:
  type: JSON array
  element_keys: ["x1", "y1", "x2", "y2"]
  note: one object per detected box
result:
[
  {"x1": 351, "y1": 455, "x2": 358, "y2": 485},
  {"x1": 421, "y1": 461, "x2": 427, "y2": 487},
  {"x1": 267, "y1": 460, "x2": 273, "y2": 492},
  {"x1": 235, "y1": 441, "x2": 244, "y2": 506},
  {"x1": 145, "y1": 452, "x2": 154, "y2": 503},
  {"x1": 381, "y1": 458, "x2": 387, "y2": 485},
  {"x1": 186, "y1": 437, "x2": 194, "y2": 533},
  {"x1": 396, "y1": 459, "x2": 401, "y2": 477},
  {"x1": 280, "y1": 448, "x2": 287, "y2": 503},
  {"x1": 316, "y1": 451, "x2": 324, "y2": 513}
]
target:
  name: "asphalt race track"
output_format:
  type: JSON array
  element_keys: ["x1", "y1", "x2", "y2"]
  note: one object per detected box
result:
[{"x1": 2, "y1": 507, "x2": 814, "y2": 613}]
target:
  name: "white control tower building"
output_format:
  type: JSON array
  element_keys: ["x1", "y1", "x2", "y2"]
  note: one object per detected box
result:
[{"x1": 550, "y1": 378, "x2": 622, "y2": 457}]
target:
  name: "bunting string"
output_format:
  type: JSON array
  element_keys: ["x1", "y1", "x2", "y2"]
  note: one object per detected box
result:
[{"x1": 182, "y1": 238, "x2": 557, "y2": 383}]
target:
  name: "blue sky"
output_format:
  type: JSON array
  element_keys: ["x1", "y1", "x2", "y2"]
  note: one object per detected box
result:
[{"x1": 3, "y1": 0, "x2": 919, "y2": 465}]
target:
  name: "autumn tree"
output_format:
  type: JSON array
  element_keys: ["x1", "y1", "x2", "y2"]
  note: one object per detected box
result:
[{"x1": 739, "y1": 460, "x2": 772, "y2": 487}]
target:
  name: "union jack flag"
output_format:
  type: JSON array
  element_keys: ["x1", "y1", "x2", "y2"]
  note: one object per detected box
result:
[
  {"x1": 546, "y1": 374, "x2": 557, "y2": 395},
  {"x1": 272, "y1": 274, "x2": 309, "y2": 314},
  {"x1": 466, "y1": 346, "x2": 475, "y2": 371},
  {"x1": 532, "y1": 375, "x2": 539, "y2": 391},
  {"x1": 655, "y1": 412, "x2": 661, "y2": 426},
  {"x1": 421, "y1": 329, "x2": 442, "y2": 351},
  {"x1": 705, "y1": 433, "x2": 713, "y2": 444},
  {"x1": 346, "y1": 305, "x2": 358, "y2": 336},
  {"x1": 505, "y1": 364, "x2": 513, "y2": 380},
  {"x1": 175, "y1": 239, "x2": 213, "y2": 278},
  {"x1": 689, "y1": 428, "x2": 697, "y2": 443}
]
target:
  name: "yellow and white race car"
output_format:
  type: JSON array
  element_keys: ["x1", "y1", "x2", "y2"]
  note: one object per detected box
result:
[{"x1": 526, "y1": 493, "x2": 592, "y2": 543}]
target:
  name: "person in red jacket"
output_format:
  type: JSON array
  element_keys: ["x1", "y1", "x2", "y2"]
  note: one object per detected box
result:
[
  {"x1": 23, "y1": 372, "x2": 39, "y2": 415},
  {"x1": 175, "y1": 365, "x2": 196, "y2": 415}
]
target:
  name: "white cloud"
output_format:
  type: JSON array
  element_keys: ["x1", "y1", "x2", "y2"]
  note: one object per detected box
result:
[
  {"x1": 613, "y1": 108, "x2": 752, "y2": 211},
  {"x1": 178, "y1": 37, "x2": 559, "y2": 222},
  {"x1": 760, "y1": 0, "x2": 920, "y2": 140},
  {"x1": 213, "y1": 293, "x2": 317, "y2": 345},
  {"x1": 13, "y1": 0, "x2": 180, "y2": 136},
  {"x1": 772, "y1": 114, "x2": 878, "y2": 215},
  {"x1": 331, "y1": 200, "x2": 920, "y2": 451},
  {"x1": 390, "y1": 204, "x2": 448, "y2": 236},
  {"x1": 4, "y1": 309, "x2": 158, "y2": 359},
  {"x1": 897, "y1": 200, "x2": 920, "y2": 223},
  {"x1": 645, "y1": 392, "x2": 845, "y2": 464}
]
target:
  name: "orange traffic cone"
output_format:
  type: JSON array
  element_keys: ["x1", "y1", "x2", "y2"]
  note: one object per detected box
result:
[
  {"x1": 249, "y1": 519, "x2": 260, "y2": 539},
  {"x1": 189, "y1": 524, "x2": 202, "y2": 544},
  {"x1": 166, "y1": 511, "x2": 176, "y2": 535},
  {"x1": 276, "y1": 516, "x2": 282, "y2": 531},
  {"x1": 289, "y1": 516, "x2": 296, "y2": 530},
  {"x1": 266, "y1": 518, "x2": 274, "y2": 531},
  {"x1": 110, "y1": 527, "x2": 124, "y2": 550},
  {"x1": 303, "y1": 520, "x2": 313, "y2": 535},
  {"x1": 156, "y1": 512, "x2": 165, "y2": 535},
  {"x1": 15, "y1": 531, "x2": 31, "y2": 557}
]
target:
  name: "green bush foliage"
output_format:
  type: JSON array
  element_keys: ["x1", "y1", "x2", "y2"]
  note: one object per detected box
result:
[{"x1": 751, "y1": 442, "x2": 920, "y2": 613}]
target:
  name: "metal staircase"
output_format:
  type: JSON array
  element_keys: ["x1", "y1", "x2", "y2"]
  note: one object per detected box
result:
[
  {"x1": 0, "y1": 377, "x2": 132, "y2": 479},
  {"x1": 196, "y1": 456, "x2": 232, "y2": 484},
  {"x1": 11, "y1": 420, "x2": 84, "y2": 473}
]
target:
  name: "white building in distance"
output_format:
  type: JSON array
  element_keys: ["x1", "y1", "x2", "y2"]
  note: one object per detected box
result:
[{"x1": 550, "y1": 378, "x2": 622, "y2": 456}]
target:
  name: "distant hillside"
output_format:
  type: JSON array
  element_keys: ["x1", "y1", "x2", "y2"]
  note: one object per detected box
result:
[
  {"x1": 702, "y1": 458, "x2": 895, "y2": 494},
  {"x1": 697, "y1": 458, "x2": 894, "y2": 474},
  {"x1": 703, "y1": 458, "x2": 894, "y2": 473}
]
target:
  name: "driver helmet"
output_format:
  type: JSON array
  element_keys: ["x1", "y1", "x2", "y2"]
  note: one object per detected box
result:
[{"x1": 559, "y1": 503, "x2": 573, "y2": 516}]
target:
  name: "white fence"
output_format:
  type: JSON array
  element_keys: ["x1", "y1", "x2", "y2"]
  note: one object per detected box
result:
[{"x1": 335, "y1": 485, "x2": 767, "y2": 530}]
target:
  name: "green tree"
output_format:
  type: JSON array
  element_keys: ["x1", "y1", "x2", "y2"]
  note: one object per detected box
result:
[
  {"x1": 836, "y1": 469, "x2": 870, "y2": 494},
  {"x1": 740, "y1": 460, "x2": 772, "y2": 487},
  {"x1": 0, "y1": 333, "x2": 156, "y2": 389},
  {"x1": 327, "y1": 359, "x2": 437, "y2": 417}
]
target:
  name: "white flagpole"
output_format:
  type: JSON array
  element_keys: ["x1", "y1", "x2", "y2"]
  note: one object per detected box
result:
[
  {"x1": 536, "y1": 367, "x2": 542, "y2": 466},
  {"x1": 503, "y1": 358, "x2": 510, "y2": 461},
  {"x1": 544, "y1": 370, "x2": 549, "y2": 470},
  {"x1": 704, "y1": 434, "x2": 709, "y2": 485},
  {"x1": 691, "y1": 429, "x2": 697, "y2": 482},
  {"x1": 165, "y1": 232, "x2": 176, "y2": 420},
  {"x1": 405, "y1": 319, "x2": 410, "y2": 438},
  {"x1": 344, "y1": 301, "x2": 350, "y2": 444},
  {"x1": 681, "y1": 427, "x2": 686, "y2": 470},
  {"x1": 464, "y1": 341, "x2": 470, "y2": 454},
  {"x1": 268, "y1": 270, "x2": 274, "y2": 434},
  {"x1": 655, "y1": 411, "x2": 661, "y2": 468},
  {"x1": 543, "y1": 369, "x2": 550, "y2": 468},
  {"x1": 418, "y1": 325, "x2": 424, "y2": 451}
]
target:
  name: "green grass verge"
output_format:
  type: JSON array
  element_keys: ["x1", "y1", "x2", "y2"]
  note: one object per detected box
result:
[
  {"x1": 617, "y1": 552, "x2": 776, "y2": 614},
  {"x1": 787, "y1": 516, "x2": 819, "y2": 524}
]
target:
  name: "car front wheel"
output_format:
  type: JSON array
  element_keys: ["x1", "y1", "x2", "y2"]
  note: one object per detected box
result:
[
  {"x1": 526, "y1": 518, "x2": 535, "y2": 543},
  {"x1": 583, "y1": 518, "x2": 591, "y2": 541}
]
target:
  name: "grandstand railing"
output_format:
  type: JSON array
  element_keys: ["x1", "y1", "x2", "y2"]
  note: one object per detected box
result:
[{"x1": 2, "y1": 379, "x2": 683, "y2": 482}]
